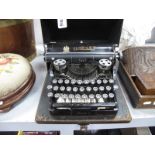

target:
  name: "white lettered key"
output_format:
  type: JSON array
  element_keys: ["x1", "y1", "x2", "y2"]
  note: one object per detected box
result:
[
  {"x1": 47, "y1": 85, "x2": 52, "y2": 90},
  {"x1": 106, "y1": 86, "x2": 112, "y2": 91},
  {"x1": 58, "y1": 79, "x2": 63, "y2": 84},
  {"x1": 73, "y1": 87, "x2": 78, "y2": 92},
  {"x1": 86, "y1": 86, "x2": 92, "y2": 92},
  {"x1": 79, "y1": 87, "x2": 85, "y2": 92},
  {"x1": 60, "y1": 86, "x2": 65, "y2": 91},
  {"x1": 53, "y1": 86, "x2": 59, "y2": 91},
  {"x1": 99, "y1": 86, "x2": 104, "y2": 91},
  {"x1": 97, "y1": 79, "x2": 102, "y2": 84}
]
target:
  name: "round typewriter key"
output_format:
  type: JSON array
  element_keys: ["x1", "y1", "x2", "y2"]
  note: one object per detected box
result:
[
  {"x1": 103, "y1": 93, "x2": 108, "y2": 99},
  {"x1": 58, "y1": 79, "x2": 63, "y2": 84},
  {"x1": 109, "y1": 79, "x2": 114, "y2": 84},
  {"x1": 84, "y1": 80, "x2": 89, "y2": 84},
  {"x1": 66, "y1": 86, "x2": 72, "y2": 92},
  {"x1": 79, "y1": 87, "x2": 85, "y2": 92},
  {"x1": 60, "y1": 86, "x2": 65, "y2": 91},
  {"x1": 54, "y1": 93, "x2": 60, "y2": 98},
  {"x1": 52, "y1": 79, "x2": 57, "y2": 84},
  {"x1": 69, "y1": 94, "x2": 74, "y2": 99},
  {"x1": 47, "y1": 92, "x2": 53, "y2": 97},
  {"x1": 99, "y1": 86, "x2": 104, "y2": 91},
  {"x1": 90, "y1": 80, "x2": 95, "y2": 85},
  {"x1": 89, "y1": 94, "x2": 94, "y2": 99},
  {"x1": 93, "y1": 87, "x2": 98, "y2": 92},
  {"x1": 47, "y1": 85, "x2": 52, "y2": 90},
  {"x1": 77, "y1": 80, "x2": 82, "y2": 85},
  {"x1": 97, "y1": 79, "x2": 102, "y2": 84},
  {"x1": 96, "y1": 94, "x2": 101, "y2": 99},
  {"x1": 64, "y1": 79, "x2": 70, "y2": 84},
  {"x1": 63, "y1": 94, "x2": 68, "y2": 99},
  {"x1": 82, "y1": 94, "x2": 87, "y2": 99},
  {"x1": 53, "y1": 86, "x2": 59, "y2": 91},
  {"x1": 86, "y1": 86, "x2": 92, "y2": 92},
  {"x1": 109, "y1": 93, "x2": 115, "y2": 98},
  {"x1": 106, "y1": 86, "x2": 112, "y2": 91},
  {"x1": 75, "y1": 94, "x2": 81, "y2": 99},
  {"x1": 73, "y1": 87, "x2": 78, "y2": 92},
  {"x1": 103, "y1": 79, "x2": 108, "y2": 84},
  {"x1": 71, "y1": 79, "x2": 76, "y2": 84}
]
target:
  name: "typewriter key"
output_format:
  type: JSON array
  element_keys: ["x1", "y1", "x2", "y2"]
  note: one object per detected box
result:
[
  {"x1": 86, "y1": 99, "x2": 91, "y2": 104},
  {"x1": 98, "y1": 98, "x2": 104, "y2": 103},
  {"x1": 86, "y1": 86, "x2": 92, "y2": 92},
  {"x1": 84, "y1": 80, "x2": 89, "y2": 84},
  {"x1": 54, "y1": 93, "x2": 60, "y2": 98},
  {"x1": 66, "y1": 98, "x2": 71, "y2": 103},
  {"x1": 73, "y1": 87, "x2": 78, "y2": 92},
  {"x1": 58, "y1": 79, "x2": 63, "y2": 84},
  {"x1": 47, "y1": 92, "x2": 53, "y2": 97},
  {"x1": 53, "y1": 86, "x2": 59, "y2": 91},
  {"x1": 57, "y1": 97, "x2": 65, "y2": 103},
  {"x1": 103, "y1": 79, "x2": 108, "y2": 84},
  {"x1": 109, "y1": 93, "x2": 114, "y2": 98},
  {"x1": 91, "y1": 99, "x2": 96, "y2": 103},
  {"x1": 77, "y1": 80, "x2": 82, "y2": 85},
  {"x1": 96, "y1": 94, "x2": 101, "y2": 99},
  {"x1": 72, "y1": 99, "x2": 76, "y2": 103},
  {"x1": 93, "y1": 87, "x2": 98, "y2": 92},
  {"x1": 90, "y1": 80, "x2": 95, "y2": 85},
  {"x1": 109, "y1": 79, "x2": 114, "y2": 84},
  {"x1": 97, "y1": 79, "x2": 102, "y2": 84},
  {"x1": 60, "y1": 86, "x2": 65, "y2": 91},
  {"x1": 89, "y1": 94, "x2": 94, "y2": 99},
  {"x1": 71, "y1": 79, "x2": 76, "y2": 84},
  {"x1": 66, "y1": 86, "x2": 72, "y2": 92},
  {"x1": 52, "y1": 79, "x2": 57, "y2": 84},
  {"x1": 99, "y1": 86, "x2": 104, "y2": 91},
  {"x1": 47, "y1": 85, "x2": 52, "y2": 90},
  {"x1": 79, "y1": 87, "x2": 85, "y2": 92},
  {"x1": 103, "y1": 93, "x2": 108, "y2": 99},
  {"x1": 64, "y1": 79, "x2": 70, "y2": 84},
  {"x1": 82, "y1": 94, "x2": 87, "y2": 99},
  {"x1": 69, "y1": 94, "x2": 74, "y2": 99},
  {"x1": 75, "y1": 94, "x2": 81, "y2": 99},
  {"x1": 106, "y1": 86, "x2": 112, "y2": 91}
]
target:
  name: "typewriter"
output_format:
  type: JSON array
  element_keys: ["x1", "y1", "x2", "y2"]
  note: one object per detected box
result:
[{"x1": 40, "y1": 19, "x2": 123, "y2": 116}]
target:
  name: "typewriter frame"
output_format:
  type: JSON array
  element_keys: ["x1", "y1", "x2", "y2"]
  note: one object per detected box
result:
[{"x1": 40, "y1": 19, "x2": 123, "y2": 116}]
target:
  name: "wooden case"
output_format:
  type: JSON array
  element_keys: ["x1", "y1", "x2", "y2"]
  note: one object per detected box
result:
[{"x1": 119, "y1": 46, "x2": 155, "y2": 108}]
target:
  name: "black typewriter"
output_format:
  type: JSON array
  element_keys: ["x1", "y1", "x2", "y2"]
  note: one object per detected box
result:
[{"x1": 40, "y1": 19, "x2": 123, "y2": 116}]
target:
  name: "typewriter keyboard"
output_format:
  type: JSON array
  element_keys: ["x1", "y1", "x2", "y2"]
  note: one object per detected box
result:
[{"x1": 47, "y1": 78, "x2": 118, "y2": 106}]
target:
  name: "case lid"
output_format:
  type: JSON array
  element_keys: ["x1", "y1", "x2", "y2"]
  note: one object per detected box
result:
[{"x1": 41, "y1": 19, "x2": 123, "y2": 46}]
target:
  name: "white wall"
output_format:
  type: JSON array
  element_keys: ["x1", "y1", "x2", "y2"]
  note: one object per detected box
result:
[{"x1": 33, "y1": 19, "x2": 43, "y2": 45}]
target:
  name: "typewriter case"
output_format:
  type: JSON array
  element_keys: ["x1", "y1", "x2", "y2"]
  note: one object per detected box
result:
[{"x1": 36, "y1": 19, "x2": 133, "y2": 124}]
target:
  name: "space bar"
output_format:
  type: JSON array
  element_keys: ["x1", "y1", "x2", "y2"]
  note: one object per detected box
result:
[{"x1": 53, "y1": 102, "x2": 116, "y2": 107}]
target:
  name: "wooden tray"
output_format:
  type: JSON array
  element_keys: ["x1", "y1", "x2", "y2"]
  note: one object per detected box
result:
[{"x1": 119, "y1": 46, "x2": 155, "y2": 108}]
